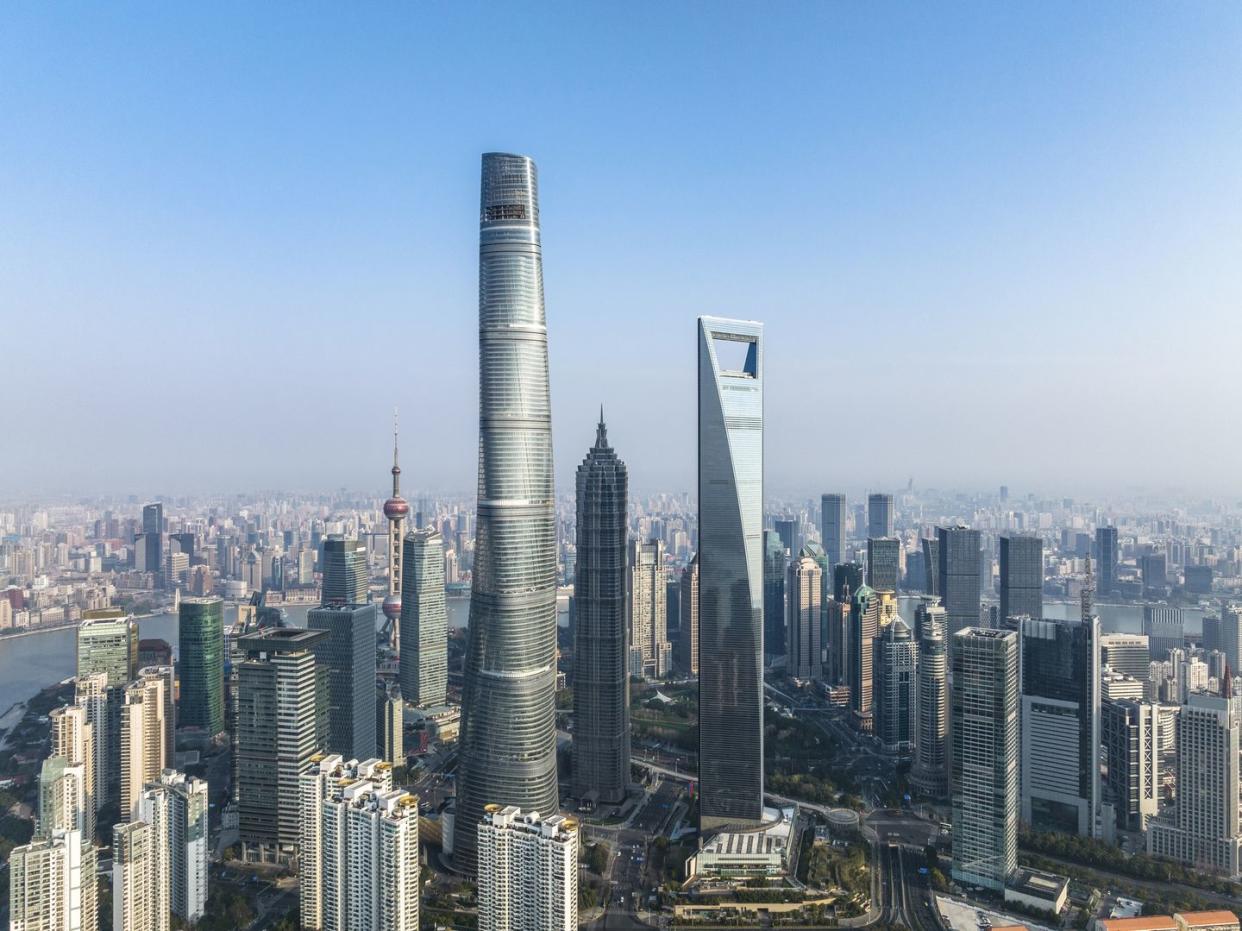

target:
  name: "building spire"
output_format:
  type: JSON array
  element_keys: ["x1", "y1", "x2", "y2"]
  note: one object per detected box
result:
[
  {"x1": 595, "y1": 405, "x2": 608, "y2": 449},
  {"x1": 391, "y1": 408, "x2": 401, "y2": 495}
]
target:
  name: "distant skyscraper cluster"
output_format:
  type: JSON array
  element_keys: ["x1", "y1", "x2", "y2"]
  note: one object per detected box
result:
[{"x1": 13, "y1": 147, "x2": 1242, "y2": 931}]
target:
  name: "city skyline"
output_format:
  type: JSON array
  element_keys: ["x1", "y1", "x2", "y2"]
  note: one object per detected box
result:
[
  {"x1": 4, "y1": 5, "x2": 1241, "y2": 497},
  {"x1": 5, "y1": 6, "x2": 1242, "y2": 927}
]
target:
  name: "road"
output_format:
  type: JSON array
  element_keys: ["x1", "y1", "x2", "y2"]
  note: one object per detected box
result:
[
  {"x1": 581, "y1": 825, "x2": 658, "y2": 931},
  {"x1": 877, "y1": 842, "x2": 944, "y2": 931}
]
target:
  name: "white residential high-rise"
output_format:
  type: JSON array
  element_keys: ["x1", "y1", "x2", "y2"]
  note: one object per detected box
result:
[
  {"x1": 9, "y1": 828, "x2": 98, "y2": 931},
  {"x1": 140, "y1": 771, "x2": 209, "y2": 923},
  {"x1": 137, "y1": 666, "x2": 176, "y2": 770},
  {"x1": 477, "y1": 806, "x2": 579, "y2": 931},
  {"x1": 39, "y1": 756, "x2": 92, "y2": 844},
  {"x1": 1147, "y1": 688, "x2": 1242, "y2": 875},
  {"x1": 628, "y1": 538, "x2": 669, "y2": 678},
  {"x1": 120, "y1": 675, "x2": 167, "y2": 820},
  {"x1": 74, "y1": 673, "x2": 111, "y2": 810},
  {"x1": 113, "y1": 819, "x2": 164, "y2": 931},
  {"x1": 49, "y1": 705, "x2": 96, "y2": 838},
  {"x1": 951, "y1": 627, "x2": 1019, "y2": 892},
  {"x1": 299, "y1": 754, "x2": 417, "y2": 931}
]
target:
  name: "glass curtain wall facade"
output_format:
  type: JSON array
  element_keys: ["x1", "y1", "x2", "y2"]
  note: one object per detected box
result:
[
  {"x1": 820, "y1": 494, "x2": 845, "y2": 572},
  {"x1": 999, "y1": 534, "x2": 1043, "y2": 624},
  {"x1": 178, "y1": 597, "x2": 225, "y2": 736},
  {"x1": 308, "y1": 603, "x2": 377, "y2": 760},
  {"x1": 938, "y1": 526, "x2": 981, "y2": 636},
  {"x1": 399, "y1": 529, "x2": 449, "y2": 708},
  {"x1": 455, "y1": 153, "x2": 559, "y2": 870},
  {"x1": 697, "y1": 316, "x2": 764, "y2": 831}
]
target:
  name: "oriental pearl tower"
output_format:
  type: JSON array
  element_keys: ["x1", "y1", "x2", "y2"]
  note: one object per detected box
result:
[{"x1": 382, "y1": 411, "x2": 408, "y2": 650}]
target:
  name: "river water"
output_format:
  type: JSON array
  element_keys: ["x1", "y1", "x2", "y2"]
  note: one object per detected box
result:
[
  {"x1": 0, "y1": 597, "x2": 1201, "y2": 716},
  {"x1": 0, "y1": 598, "x2": 472, "y2": 714}
]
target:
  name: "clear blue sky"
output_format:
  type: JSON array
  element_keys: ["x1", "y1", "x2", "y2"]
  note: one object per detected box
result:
[{"x1": 3, "y1": 3, "x2": 1239, "y2": 498}]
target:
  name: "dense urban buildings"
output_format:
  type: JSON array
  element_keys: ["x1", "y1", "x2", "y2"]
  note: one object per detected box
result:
[
  {"x1": 140, "y1": 770, "x2": 209, "y2": 924},
  {"x1": 1018, "y1": 614, "x2": 1101, "y2": 836},
  {"x1": 785, "y1": 547, "x2": 822, "y2": 680},
  {"x1": 38, "y1": 755, "x2": 91, "y2": 842},
  {"x1": 398, "y1": 528, "x2": 449, "y2": 708},
  {"x1": 1144, "y1": 605, "x2": 1185, "y2": 660},
  {"x1": 571, "y1": 415, "x2": 631, "y2": 805},
  {"x1": 477, "y1": 806, "x2": 579, "y2": 931},
  {"x1": 74, "y1": 673, "x2": 112, "y2": 810},
  {"x1": 9, "y1": 828, "x2": 98, "y2": 931},
  {"x1": 1147, "y1": 687, "x2": 1242, "y2": 874},
  {"x1": 911, "y1": 598, "x2": 949, "y2": 797},
  {"x1": 48, "y1": 705, "x2": 96, "y2": 837},
  {"x1": 938, "y1": 526, "x2": 982, "y2": 635},
  {"x1": 866, "y1": 536, "x2": 900, "y2": 593},
  {"x1": 237, "y1": 628, "x2": 328, "y2": 855},
  {"x1": 921, "y1": 536, "x2": 940, "y2": 597},
  {"x1": 300, "y1": 755, "x2": 419, "y2": 931},
  {"x1": 763, "y1": 530, "x2": 787, "y2": 665},
  {"x1": 951, "y1": 627, "x2": 1019, "y2": 893},
  {"x1": 76, "y1": 609, "x2": 138, "y2": 684},
  {"x1": 177, "y1": 596, "x2": 225, "y2": 737},
  {"x1": 321, "y1": 535, "x2": 367, "y2": 605},
  {"x1": 697, "y1": 315, "x2": 765, "y2": 831},
  {"x1": 7, "y1": 139, "x2": 1242, "y2": 931},
  {"x1": 120, "y1": 674, "x2": 168, "y2": 819},
  {"x1": 868, "y1": 493, "x2": 894, "y2": 540},
  {"x1": 848, "y1": 583, "x2": 882, "y2": 730},
  {"x1": 999, "y1": 533, "x2": 1043, "y2": 623},
  {"x1": 875, "y1": 618, "x2": 917, "y2": 755},
  {"x1": 308, "y1": 603, "x2": 377, "y2": 760},
  {"x1": 113, "y1": 818, "x2": 162, "y2": 931},
  {"x1": 1100, "y1": 633, "x2": 1152, "y2": 680},
  {"x1": 820, "y1": 493, "x2": 846, "y2": 571},
  {"x1": 455, "y1": 152, "x2": 560, "y2": 871},
  {"x1": 1102, "y1": 698, "x2": 1162, "y2": 832},
  {"x1": 678, "y1": 555, "x2": 700, "y2": 676},
  {"x1": 629, "y1": 538, "x2": 670, "y2": 677}
]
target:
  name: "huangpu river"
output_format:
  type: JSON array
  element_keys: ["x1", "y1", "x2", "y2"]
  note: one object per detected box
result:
[
  {"x1": 0, "y1": 596, "x2": 1202, "y2": 719},
  {"x1": 0, "y1": 597, "x2": 473, "y2": 715}
]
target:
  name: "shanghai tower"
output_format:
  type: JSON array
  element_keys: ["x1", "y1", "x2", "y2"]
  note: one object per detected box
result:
[{"x1": 454, "y1": 153, "x2": 559, "y2": 870}]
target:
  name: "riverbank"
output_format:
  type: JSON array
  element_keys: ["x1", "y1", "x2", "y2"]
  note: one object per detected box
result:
[{"x1": 0, "y1": 701, "x2": 28, "y2": 752}]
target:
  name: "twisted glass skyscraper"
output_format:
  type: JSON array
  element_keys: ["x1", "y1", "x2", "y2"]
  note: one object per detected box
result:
[{"x1": 455, "y1": 153, "x2": 559, "y2": 871}]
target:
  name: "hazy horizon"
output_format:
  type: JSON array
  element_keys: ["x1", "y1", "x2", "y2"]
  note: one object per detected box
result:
[{"x1": 4, "y1": 4, "x2": 1240, "y2": 498}]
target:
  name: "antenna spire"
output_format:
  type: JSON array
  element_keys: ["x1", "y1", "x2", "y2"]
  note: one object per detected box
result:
[
  {"x1": 595, "y1": 405, "x2": 608, "y2": 448},
  {"x1": 391, "y1": 408, "x2": 401, "y2": 495}
]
